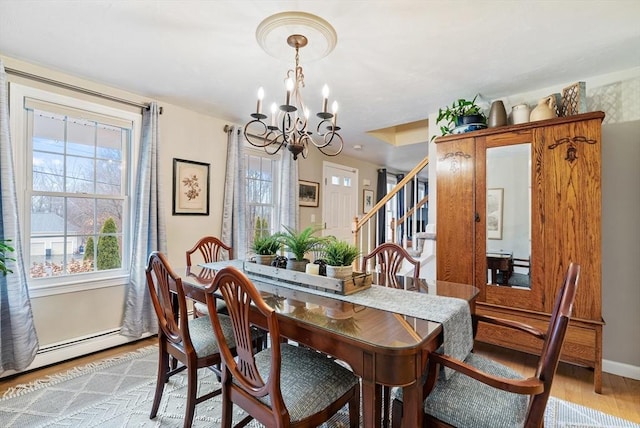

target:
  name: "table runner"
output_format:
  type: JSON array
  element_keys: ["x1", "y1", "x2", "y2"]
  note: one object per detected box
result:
[{"x1": 201, "y1": 261, "x2": 473, "y2": 374}]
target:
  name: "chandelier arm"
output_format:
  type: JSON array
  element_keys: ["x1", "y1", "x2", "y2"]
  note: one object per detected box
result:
[
  {"x1": 244, "y1": 120, "x2": 277, "y2": 148},
  {"x1": 316, "y1": 133, "x2": 344, "y2": 157},
  {"x1": 311, "y1": 119, "x2": 338, "y2": 148},
  {"x1": 264, "y1": 137, "x2": 288, "y2": 155}
]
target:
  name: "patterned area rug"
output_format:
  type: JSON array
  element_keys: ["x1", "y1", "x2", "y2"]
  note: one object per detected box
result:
[{"x1": 0, "y1": 345, "x2": 638, "y2": 428}]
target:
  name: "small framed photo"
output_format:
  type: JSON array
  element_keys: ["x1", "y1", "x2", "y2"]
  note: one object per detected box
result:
[
  {"x1": 172, "y1": 158, "x2": 210, "y2": 215},
  {"x1": 299, "y1": 180, "x2": 319, "y2": 207},
  {"x1": 363, "y1": 189, "x2": 375, "y2": 214},
  {"x1": 487, "y1": 188, "x2": 504, "y2": 239}
]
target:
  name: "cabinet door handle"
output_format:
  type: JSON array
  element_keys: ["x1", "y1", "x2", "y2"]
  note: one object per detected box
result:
[{"x1": 475, "y1": 212, "x2": 480, "y2": 222}]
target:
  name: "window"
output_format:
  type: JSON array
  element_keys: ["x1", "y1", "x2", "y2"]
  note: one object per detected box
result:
[
  {"x1": 245, "y1": 151, "x2": 279, "y2": 254},
  {"x1": 10, "y1": 84, "x2": 141, "y2": 289}
]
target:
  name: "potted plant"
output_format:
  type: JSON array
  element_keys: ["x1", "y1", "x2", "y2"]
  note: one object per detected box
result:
[
  {"x1": 432, "y1": 95, "x2": 487, "y2": 140},
  {"x1": 251, "y1": 234, "x2": 281, "y2": 266},
  {"x1": 323, "y1": 239, "x2": 360, "y2": 280},
  {"x1": 0, "y1": 239, "x2": 15, "y2": 276},
  {"x1": 275, "y1": 225, "x2": 327, "y2": 272}
]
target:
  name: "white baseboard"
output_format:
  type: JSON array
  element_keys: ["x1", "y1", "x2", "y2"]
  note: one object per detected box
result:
[
  {"x1": 0, "y1": 329, "x2": 154, "y2": 379},
  {"x1": 603, "y1": 358, "x2": 640, "y2": 381}
]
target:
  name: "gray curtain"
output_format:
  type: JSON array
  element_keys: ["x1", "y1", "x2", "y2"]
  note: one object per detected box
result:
[
  {"x1": 276, "y1": 150, "x2": 299, "y2": 232},
  {"x1": 0, "y1": 59, "x2": 39, "y2": 372},
  {"x1": 221, "y1": 126, "x2": 246, "y2": 259},
  {"x1": 121, "y1": 102, "x2": 166, "y2": 337}
]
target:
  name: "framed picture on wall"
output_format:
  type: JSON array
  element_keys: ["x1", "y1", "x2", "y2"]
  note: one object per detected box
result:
[
  {"x1": 487, "y1": 188, "x2": 504, "y2": 239},
  {"x1": 363, "y1": 189, "x2": 375, "y2": 214},
  {"x1": 172, "y1": 158, "x2": 210, "y2": 215},
  {"x1": 299, "y1": 180, "x2": 319, "y2": 207}
]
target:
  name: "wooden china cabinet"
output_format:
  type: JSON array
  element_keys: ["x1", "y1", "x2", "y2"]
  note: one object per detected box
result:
[{"x1": 435, "y1": 111, "x2": 605, "y2": 392}]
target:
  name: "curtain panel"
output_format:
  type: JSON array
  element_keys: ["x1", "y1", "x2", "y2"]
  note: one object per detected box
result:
[
  {"x1": 121, "y1": 102, "x2": 165, "y2": 337},
  {"x1": 0, "y1": 59, "x2": 39, "y2": 372},
  {"x1": 221, "y1": 126, "x2": 247, "y2": 259}
]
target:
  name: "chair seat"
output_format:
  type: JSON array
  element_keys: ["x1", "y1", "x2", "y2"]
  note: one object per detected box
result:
[
  {"x1": 393, "y1": 353, "x2": 528, "y2": 428},
  {"x1": 186, "y1": 314, "x2": 235, "y2": 358},
  {"x1": 252, "y1": 343, "x2": 360, "y2": 423}
]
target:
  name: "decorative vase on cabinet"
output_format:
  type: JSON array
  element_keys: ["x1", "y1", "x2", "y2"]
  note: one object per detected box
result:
[
  {"x1": 530, "y1": 95, "x2": 557, "y2": 121},
  {"x1": 488, "y1": 100, "x2": 508, "y2": 127},
  {"x1": 511, "y1": 103, "x2": 530, "y2": 124}
]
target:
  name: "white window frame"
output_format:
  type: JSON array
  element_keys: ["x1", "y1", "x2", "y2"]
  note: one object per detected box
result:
[{"x1": 9, "y1": 83, "x2": 141, "y2": 298}]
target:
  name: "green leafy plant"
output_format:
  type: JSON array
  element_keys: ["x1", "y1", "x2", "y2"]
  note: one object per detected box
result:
[
  {"x1": 0, "y1": 239, "x2": 16, "y2": 276},
  {"x1": 275, "y1": 225, "x2": 327, "y2": 262},
  {"x1": 84, "y1": 237, "x2": 95, "y2": 261},
  {"x1": 97, "y1": 217, "x2": 121, "y2": 270},
  {"x1": 251, "y1": 234, "x2": 281, "y2": 256},
  {"x1": 432, "y1": 95, "x2": 486, "y2": 140},
  {"x1": 323, "y1": 240, "x2": 360, "y2": 267}
]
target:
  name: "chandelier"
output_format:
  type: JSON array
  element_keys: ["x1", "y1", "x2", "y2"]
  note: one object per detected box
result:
[{"x1": 244, "y1": 33, "x2": 343, "y2": 160}]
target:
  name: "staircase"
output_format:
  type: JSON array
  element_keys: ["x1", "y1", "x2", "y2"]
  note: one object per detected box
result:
[{"x1": 353, "y1": 156, "x2": 435, "y2": 279}]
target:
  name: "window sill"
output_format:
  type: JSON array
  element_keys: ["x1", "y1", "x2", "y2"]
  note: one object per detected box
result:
[{"x1": 28, "y1": 273, "x2": 130, "y2": 298}]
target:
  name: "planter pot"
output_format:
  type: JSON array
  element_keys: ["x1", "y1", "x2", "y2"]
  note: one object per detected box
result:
[
  {"x1": 455, "y1": 114, "x2": 485, "y2": 126},
  {"x1": 325, "y1": 265, "x2": 353, "y2": 280},
  {"x1": 286, "y1": 258, "x2": 309, "y2": 272},
  {"x1": 255, "y1": 254, "x2": 276, "y2": 266}
]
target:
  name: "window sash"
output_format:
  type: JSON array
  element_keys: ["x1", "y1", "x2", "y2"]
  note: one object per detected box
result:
[{"x1": 9, "y1": 82, "x2": 141, "y2": 291}]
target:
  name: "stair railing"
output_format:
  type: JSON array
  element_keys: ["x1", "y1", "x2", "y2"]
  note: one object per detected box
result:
[{"x1": 353, "y1": 156, "x2": 429, "y2": 270}]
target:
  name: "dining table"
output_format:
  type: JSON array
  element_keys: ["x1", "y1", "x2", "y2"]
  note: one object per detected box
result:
[{"x1": 179, "y1": 261, "x2": 479, "y2": 428}]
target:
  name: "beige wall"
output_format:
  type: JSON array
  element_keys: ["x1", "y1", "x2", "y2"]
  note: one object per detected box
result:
[
  {"x1": 298, "y1": 146, "x2": 381, "y2": 232},
  {"x1": 601, "y1": 120, "x2": 640, "y2": 367},
  {"x1": 159, "y1": 104, "x2": 229, "y2": 268}
]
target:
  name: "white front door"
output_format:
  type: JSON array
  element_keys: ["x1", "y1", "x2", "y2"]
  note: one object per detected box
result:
[{"x1": 322, "y1": 162, "x2": 358, "y2": 242}]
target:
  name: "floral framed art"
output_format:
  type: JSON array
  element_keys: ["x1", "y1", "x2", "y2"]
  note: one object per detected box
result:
[{"x1": 172, "y1": 158, "x2": 210, "y2": 215}]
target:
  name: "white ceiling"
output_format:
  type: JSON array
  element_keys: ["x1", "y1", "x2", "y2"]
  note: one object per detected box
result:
[{"x1": 1, "y1": 1, "x2": 639, "y2": 172}]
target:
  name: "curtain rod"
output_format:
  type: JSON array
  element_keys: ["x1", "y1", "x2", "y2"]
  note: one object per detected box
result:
[
  {"x1": 5, "y1": 67, "x2": 163, "y2": 114},
  {"x1": 223, "y1": 124, "x2": 241, "y2": 135}
]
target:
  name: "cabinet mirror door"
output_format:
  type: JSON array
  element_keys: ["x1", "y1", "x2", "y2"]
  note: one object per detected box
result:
[{"x1": 485, "y1": 143, "x2": 531, "y2": 289}]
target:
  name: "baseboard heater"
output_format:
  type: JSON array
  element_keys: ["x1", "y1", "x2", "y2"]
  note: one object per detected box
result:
[{"x1": 0, "y1": 327, "x2": 154, "y2": 379}]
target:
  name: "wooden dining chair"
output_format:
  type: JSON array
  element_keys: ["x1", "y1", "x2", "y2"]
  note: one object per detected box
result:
[
  {"x1": 361, "y1": 242, "x2": 421, "y2": 289},
  {"x1": 186, "y1": 236, "x2": 233, "y2": 317},
  {"x1": 361, "y1": 242, "x2": 420, "y2": 427},
  {"x1": 185, "y1": 235, "x2": 233, "y2": 266},
  {"x1": 391, "y1": 263, "x2": 581, "y2": 428},
  {"x1": 204, "y1": 266, "x2": 361, "y2": 428},
  {"x1": 145, "y1": 251, "x2": 237, "y2": 428}
]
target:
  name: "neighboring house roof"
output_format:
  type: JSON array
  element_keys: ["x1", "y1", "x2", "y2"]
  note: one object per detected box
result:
[{"x1": 31, "y1": 212, "x2": 80, "y2": 234}]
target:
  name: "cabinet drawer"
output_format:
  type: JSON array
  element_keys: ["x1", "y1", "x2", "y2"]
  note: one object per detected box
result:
[{"x1": 475, "y1": 306, "x2": 598, "y2": 368}]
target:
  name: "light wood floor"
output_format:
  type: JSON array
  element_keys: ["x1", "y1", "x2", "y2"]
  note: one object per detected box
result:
[{"x1": 1, "y1": 338, "x2": 639, "y2": 424}]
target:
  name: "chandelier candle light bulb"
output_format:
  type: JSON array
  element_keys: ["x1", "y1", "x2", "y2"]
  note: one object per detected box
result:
[
  {"x1": 322, "y1": 84, "x2": 329, "y2": 112},
  {"x1": 256, "y1": 87, "x2": 264, "y2": 115},
  {"x1": 270, "y1": 102, "x2": 277, "y2": 127},
  {"x1": 332, "y1": 101, "x2": 338, "y2": 127},
  {"x1": 285, "y1": 78, "x2": 294, "y2": 106}
]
